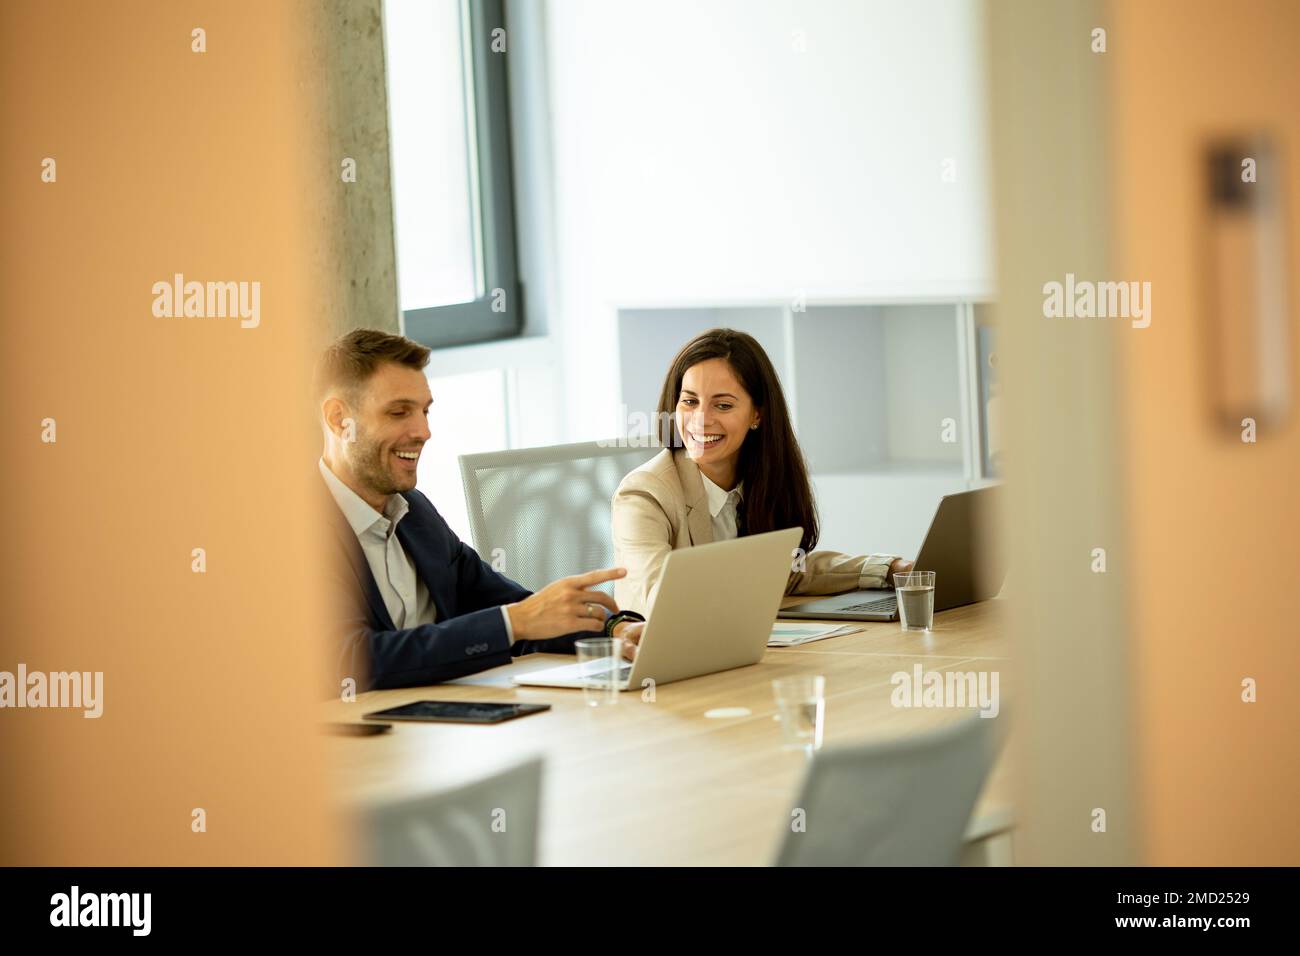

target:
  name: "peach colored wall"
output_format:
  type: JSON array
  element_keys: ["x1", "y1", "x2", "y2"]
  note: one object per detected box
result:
[
  {"x1": 0, "y1": 1, "x2": 343, "y2": 864},
  {"x1": 1112, "y1": 0, "x2": 1300, "y2": 863}
]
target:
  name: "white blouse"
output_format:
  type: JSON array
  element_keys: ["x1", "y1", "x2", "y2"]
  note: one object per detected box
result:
[{"x1": 699, "y1": 471, "x2": 743, "y2": 542}]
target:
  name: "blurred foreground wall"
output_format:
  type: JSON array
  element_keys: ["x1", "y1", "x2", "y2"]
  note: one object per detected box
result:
[{"x1": 0, "y1": 0, "x2": 350, "y2": 864}]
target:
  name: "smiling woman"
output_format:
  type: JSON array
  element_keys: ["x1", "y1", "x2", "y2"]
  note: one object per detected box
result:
[{"x1": 611, "y1": 328, "x2": 910, "y2": 615}]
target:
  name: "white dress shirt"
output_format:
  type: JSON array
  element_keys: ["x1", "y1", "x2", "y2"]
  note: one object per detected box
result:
[
  {"x1": 320, "y1": 459, "x2": 436, "y2": 629},
  {"x1": 699, "y1": 470, "x2": 744, "y2": 542},
  {"x1": 320, "y1": 460, "x2": 517, "y2": 643}
]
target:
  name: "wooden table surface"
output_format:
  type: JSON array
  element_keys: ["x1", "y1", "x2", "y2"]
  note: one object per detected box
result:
[{"x1": 323, "y1": 600, "x2": 1012, "y2": 866}]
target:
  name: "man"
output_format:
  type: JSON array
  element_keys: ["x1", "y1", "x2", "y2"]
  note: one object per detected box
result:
[{"x1": 318, "y1": 328, "x2": 642, "y2": 690}]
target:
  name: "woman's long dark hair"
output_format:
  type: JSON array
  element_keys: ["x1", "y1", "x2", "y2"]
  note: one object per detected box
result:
[{"x1": 656, "y1": 328, "x2": 819, "y2": 555}]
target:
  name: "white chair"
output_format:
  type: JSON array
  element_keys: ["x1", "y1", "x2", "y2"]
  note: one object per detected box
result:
[
  {"x1": 365, "y1": 758, "x2": 543, "y2": 866},
  {"x1": 776, "y1": 713, "x2": 1007, "y2": 866},
  {"x1": 459, "y1": 439, "x2": 659, "y2": 593}
]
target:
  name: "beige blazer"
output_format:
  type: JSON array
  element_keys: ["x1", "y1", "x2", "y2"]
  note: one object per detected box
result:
[{"x1": 612, "y1": 448, "x2": 896, "y2": 615}]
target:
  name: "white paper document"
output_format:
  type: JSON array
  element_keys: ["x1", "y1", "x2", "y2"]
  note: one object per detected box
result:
[{"x1": 767, "y1": 622, "x2": 864, "y2": 647}]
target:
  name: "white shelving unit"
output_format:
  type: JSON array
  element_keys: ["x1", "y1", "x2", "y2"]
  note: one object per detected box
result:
[{"x1": 616, "y1": 301, "x2": 995, "y2": 557}]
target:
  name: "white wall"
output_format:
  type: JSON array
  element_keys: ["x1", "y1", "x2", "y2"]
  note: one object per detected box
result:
[{"x1": 540, "y1": 0, "x2": 993, "y2": 441}]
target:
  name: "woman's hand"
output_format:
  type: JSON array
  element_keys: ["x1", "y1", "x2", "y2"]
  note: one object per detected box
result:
[
  {"x1": 887, "y1": 557, "x2": 914, "y2": 585},
  {"x1": 613, "y1": 620, "x2": 645, "y2": 660}
]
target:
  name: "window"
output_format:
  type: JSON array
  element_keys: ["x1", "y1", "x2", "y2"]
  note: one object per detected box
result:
[
  {"x1": 383, "y1": 0, "x2": 521, "y2": 348},
  {"x1": 417, "y1": 367, "x2": 509, "y2": 541}
]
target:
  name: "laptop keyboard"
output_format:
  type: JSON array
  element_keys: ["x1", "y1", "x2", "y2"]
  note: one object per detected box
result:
[
  {"x1": 582, "y1": 663, "x2": 633, "y2": 681},
  {"x1": 837, "y1": 597, "x2": 898, "y2": 614}
]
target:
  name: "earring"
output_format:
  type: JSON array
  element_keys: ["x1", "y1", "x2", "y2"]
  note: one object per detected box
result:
[{"x1": 750, "y1": 423, "x2": 759, "y2": 430}]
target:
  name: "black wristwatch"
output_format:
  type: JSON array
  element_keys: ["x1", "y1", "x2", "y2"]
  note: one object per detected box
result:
[{"x1": 603, "y1": 610, "x2": 646, "y2": 637}]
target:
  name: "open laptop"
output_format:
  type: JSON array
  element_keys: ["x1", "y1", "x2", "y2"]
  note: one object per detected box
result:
[
  {"x1": 778, "y1": 486, "x2": 1003, "y2": 622},
  {"x1": 513, "y1": 527, "x2": 803, "y2": 691}
]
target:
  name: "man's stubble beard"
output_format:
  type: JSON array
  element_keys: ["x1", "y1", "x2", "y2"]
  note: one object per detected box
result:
[{"x1": 350, "y1": 432, "x2": 413, "y2": 498}]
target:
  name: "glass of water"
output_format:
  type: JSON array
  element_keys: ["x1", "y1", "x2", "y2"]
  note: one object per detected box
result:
[
  {"x1": 896, "y1": 570, "x2": 936, "y2": 632},
  {"x1": 772, "y1": 675, "x2": 825, "y2": 753},
  {"x1": 575, "y1": 637, "x2": 625, "y2": 707}
]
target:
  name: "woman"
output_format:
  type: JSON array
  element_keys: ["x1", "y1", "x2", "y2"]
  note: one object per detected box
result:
[{"x1": 612, "y1": 328, "x2": 912, "y2": 615}]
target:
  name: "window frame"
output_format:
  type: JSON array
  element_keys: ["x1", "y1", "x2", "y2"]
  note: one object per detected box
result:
[{"x1": 394, "y1": 0, "x2": 523, "y2": 349}]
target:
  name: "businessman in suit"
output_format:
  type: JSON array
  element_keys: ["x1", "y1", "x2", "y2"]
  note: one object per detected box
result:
[{"x1": 318, "y1": 328, "x2": 642, "y2": 691}]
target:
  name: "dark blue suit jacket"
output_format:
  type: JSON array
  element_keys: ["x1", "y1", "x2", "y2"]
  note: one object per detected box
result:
[{"x1": 326, "y1": 486, "x2": 585, "y2": 691}]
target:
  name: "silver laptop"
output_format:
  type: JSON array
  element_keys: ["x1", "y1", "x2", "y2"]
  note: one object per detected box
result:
[
  {"x1": 513, "y1": 527, "x2": 803, "y2": 691},
  {"x1": 778, "y1": 486, "x2": 1003, "y2": 622}
]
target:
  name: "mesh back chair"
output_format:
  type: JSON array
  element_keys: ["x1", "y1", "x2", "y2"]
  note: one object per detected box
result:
[
  {"x1": 459, "y1": 440, "x2": 660, "y2": 593},
  {"x1": 776, "y1": 712, "x2": 1007, "y2": 866},
  {"x1": 365, "y1": 757, "x2": 543, "y2": 866}
]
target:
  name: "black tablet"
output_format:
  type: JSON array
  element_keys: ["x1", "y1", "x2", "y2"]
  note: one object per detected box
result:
[{"x1": 362, "y1": 700, "x2": 551, "y2": 724}]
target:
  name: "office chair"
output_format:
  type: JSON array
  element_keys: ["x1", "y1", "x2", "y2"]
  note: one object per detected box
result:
[
  {"x1": 775, "y1": 712, "x2": 1007, "y2": 866},
  {"x1": 365, "y1": 757, "x2": 543, "y2": 866},
  {"x1": 459, "y1": 439, "x2": 660, "y2": 593}
]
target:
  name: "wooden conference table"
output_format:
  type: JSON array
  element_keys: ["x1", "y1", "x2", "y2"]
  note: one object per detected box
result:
[{"x1": 322, "y1": 600, "x2": 1014, "y2": 866}]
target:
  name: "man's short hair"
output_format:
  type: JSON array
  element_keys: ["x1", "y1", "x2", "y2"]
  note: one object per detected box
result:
[{"x1": 316, "y1": 328, "x2": 431, "y2": 402}]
